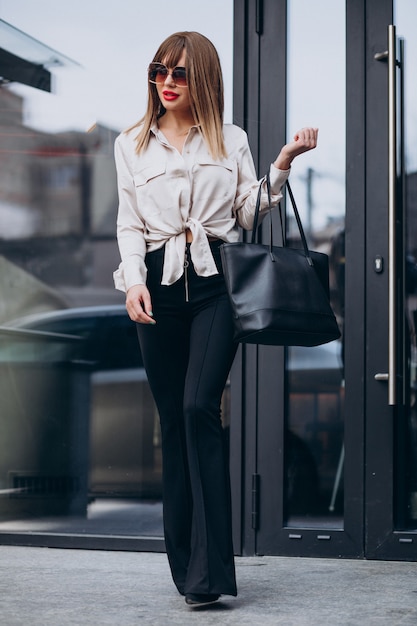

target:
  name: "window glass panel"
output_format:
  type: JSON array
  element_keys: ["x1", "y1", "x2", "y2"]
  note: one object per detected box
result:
[
  {"x1": 285, "y1": 0, "x2": 345, "y2": 528},
  {"x1": 0, "y1": 1, "x2": 232, "y2": 540},
  {"x1": 395, "y1": 0, "x2": 417, "y2": 531}
]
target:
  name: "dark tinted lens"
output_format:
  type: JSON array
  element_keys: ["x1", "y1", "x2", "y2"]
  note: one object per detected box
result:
[
  {"x1": 172, "y1": 67, "x2": 187, "y2": 86},
  {"x1": 148, "y1": 64, "x2": 168, "y2": 84},
  {"x1": 148, "y1": 64, "x2": 187, "y2": 86}
]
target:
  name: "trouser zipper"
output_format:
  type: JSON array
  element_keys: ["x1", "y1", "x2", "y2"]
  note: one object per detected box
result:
[{"x1": 184, "y1": 255, "x2": 189, "y2": 302}]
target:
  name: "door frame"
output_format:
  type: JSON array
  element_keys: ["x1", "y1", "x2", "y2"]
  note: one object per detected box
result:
[
  {"x1": 232, "y1": 0, "x2": 417, "y2": 561},
  {"x1": 231, "y1": 0, "x2": 288, "y2": 557},
  {"x1": 364, "y1": 0, "x2": 417, "y2": 560},
  {"x1": 232, "y1": 0, "x2": 365, "y2": 558}
]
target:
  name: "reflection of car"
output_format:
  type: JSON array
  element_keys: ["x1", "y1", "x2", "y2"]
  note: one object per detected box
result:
[
  {"x1": 0, "y1": 306, "x2": 161, "y2": 513},
  {"x1": 5, "y1": 305, "x2": 143, "y2": 371},
  {"x1": 288, "y1": 342, "x2": 343, "y2": 391},
  {"x1": 5, "y1": 304, "x2": 343, "y2": 378},
  {"x1": 0, "y1": 305, "x2": 344, "y2": 517}
]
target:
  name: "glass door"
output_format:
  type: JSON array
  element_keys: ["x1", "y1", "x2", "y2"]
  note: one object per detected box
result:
[
  {"x1": 365, "y1": 0, "x2": 417, "y2": 559},
  {"x1": 230, "y1": 0, "x2": 365, "y2": 558},
  {"x1": 283, "y1": 0, "x2": 346, "y2": 532},
  {"x1": 238, "y1": 0, "x2": 417, "y2": 560},
  {"x1": 254, "y1": 0, "x2": 363, "y2": 557}
]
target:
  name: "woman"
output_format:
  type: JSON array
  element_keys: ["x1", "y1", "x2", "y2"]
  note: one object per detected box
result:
[{"x1": 114, "y1": 31, "x2": 317, "y2": 608}]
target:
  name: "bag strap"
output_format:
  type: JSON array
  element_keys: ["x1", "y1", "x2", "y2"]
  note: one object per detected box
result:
[
  {"x1": 251, "y1": 174, "x2": 314, "y2": 267},
  {"x1": 286, "y1": 181, "x2": 313, "y2": 266},
  {"x1": 250, "y1": 177, "x2": 265, "y2": 241},
  {"x1": 251, "y1": 175, "x2": 275, "y2": 249}
]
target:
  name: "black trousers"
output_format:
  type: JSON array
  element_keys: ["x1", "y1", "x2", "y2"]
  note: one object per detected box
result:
[{"x1": 136, "y1": 241, "x2": 238, "y2": 597}]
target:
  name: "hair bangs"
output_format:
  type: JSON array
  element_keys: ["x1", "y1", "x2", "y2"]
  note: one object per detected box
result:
[{"x1": 154, "y1": 35, "x2": 186, "y2": 67}]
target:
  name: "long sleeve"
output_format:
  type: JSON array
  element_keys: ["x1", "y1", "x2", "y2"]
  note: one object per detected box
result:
[{"x1": 113, "y1": 134, "x2": 148, "y2": 292}]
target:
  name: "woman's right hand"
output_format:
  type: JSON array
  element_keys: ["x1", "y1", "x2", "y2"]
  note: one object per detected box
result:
[{"x1": 126, "y1": 284, "x2": 155, "y2": 324}]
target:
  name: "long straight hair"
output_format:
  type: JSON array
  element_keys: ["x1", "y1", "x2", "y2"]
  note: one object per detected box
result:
[{"x1": 128, "y1": 32, "x2": 227, "y2": 160}]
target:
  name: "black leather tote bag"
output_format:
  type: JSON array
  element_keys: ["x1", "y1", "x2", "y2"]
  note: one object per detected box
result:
[{"x1": 220, "y1": 176, "x2": 341, "y2": 346}]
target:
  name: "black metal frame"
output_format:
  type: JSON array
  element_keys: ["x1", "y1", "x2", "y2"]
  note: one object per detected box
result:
[
  {"x1": 364, "y1": 0, "x2": 417, "y2": 561},
  {"x1": 232, "y1": 0, "x2": 288, "y2": 557},
  {"x1": 233, "y1": 0, "x2": 417, "y2": 562},
  {"x1": 0, "y1": 533, "x2": 165, "y2": 552},
  {"x1": 232, "y1": 0, "x2": 367, "y2": 558}
]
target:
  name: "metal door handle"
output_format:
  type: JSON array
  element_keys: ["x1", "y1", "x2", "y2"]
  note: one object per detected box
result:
[{"x1": 374, "y1": 373, "x2": 389, "y2": 382}]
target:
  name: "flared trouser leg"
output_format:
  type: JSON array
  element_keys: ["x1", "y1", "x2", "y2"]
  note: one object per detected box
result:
[
  {"x1": 136, "y1": 244, "x2": 238, "y2": 597},
  {"x1": 181, "y1": 294, "x2": 238, "y2": 595},
  {"x1": 137, "y1": 306, "x2": 192, "y2": 594}
]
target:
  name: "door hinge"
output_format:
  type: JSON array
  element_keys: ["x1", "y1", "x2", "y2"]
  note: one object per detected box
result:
[{"x1": 251, "y1": 473, "x2": 260, "y2": 529}]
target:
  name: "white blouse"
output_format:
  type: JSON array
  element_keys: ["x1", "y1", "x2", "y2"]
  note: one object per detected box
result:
[{"x1": 113, "y1": 122, "x2": 289, "y2": 292}]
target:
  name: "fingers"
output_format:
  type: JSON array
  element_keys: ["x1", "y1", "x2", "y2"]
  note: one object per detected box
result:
[
  {"x1": 126, "y1": 285, "x2": 155, "y2": 324},
  {"x1": 293, "y1": 127, "x2": 318, "y2": 151}
]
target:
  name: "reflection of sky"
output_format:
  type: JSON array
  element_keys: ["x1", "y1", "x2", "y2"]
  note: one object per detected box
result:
[
  {"x1": 287, "y1": 0, "x2": 346, "y2": 229},
  {"x1": 0, "y1": 0, "x2": 233, "y2": 131},
  {"x1": 396, "y1": 0, "x2": 417, "y2": 173},
  {"x1": 286, "y1": 0, "x2": 417, "y2": 231}
]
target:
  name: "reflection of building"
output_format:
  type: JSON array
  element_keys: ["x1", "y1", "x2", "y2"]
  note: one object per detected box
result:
[
  {"x1": 407, "y1": 172, "x2": 417, "y2": 259},
  {"x1": 0, "y1": 87, "x2": 120, "y2": 302}
]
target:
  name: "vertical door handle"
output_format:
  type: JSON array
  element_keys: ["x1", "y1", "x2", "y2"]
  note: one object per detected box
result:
[
  {"x1": 375, "y1": 25, "x2": 398, "y2": 406},
  {"x1": 387, "y1": 24, "x2": 397, "y2": 406}
]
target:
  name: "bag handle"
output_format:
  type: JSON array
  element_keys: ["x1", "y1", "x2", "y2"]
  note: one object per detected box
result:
[{"x1": 251, "y1": 174, "x2": 314, "y2": 267}]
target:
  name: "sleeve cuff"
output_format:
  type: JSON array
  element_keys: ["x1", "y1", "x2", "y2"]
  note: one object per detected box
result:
[
  {"x1": 113, "y1": 262, "x2": 147, "y2": 293},
  {"x1": 269, "y1": 163, "x2": 290, "y2": 194}
]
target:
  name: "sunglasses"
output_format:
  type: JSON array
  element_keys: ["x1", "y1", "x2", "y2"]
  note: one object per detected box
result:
[{"x1": 148, "y1": 63, "x2": 188, "y2": 87}]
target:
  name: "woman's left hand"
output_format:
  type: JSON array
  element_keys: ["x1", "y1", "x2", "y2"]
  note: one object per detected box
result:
[{"x1": 274, "y1": 127, "x2": 318, "y2": 170}]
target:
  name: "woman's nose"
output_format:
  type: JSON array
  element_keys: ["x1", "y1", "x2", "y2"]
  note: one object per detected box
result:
[{"x1": 164, "y1": 71, "x2": 176, "y2": 87}]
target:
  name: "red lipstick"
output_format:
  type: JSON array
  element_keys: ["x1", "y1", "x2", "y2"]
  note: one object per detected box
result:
[{"x1": 163, "y1": 91, "x2": 179, "y2": 101}]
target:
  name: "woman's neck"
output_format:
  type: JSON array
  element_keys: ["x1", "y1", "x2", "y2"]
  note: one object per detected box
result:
[{"x1": 158, "y1": 111, "x2": 196, "y2": 135}]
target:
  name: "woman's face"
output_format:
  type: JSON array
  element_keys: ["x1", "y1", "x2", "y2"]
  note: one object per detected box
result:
[{"x1": 156, "y1": 50, "x2": 192, "y2": 115}]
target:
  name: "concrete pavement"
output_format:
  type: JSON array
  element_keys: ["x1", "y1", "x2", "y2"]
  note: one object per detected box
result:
[{"x1": 1, "y1": 546, "x2": 417, "y2": 625}]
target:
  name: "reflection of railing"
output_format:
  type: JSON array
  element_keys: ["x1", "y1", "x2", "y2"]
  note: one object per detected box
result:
[
  {"x1": 0, "y1": 326, "x2": 85, "y2": 363},
  {"x1": 0, "y1": 325, "x2": 83, "y2": 342}
]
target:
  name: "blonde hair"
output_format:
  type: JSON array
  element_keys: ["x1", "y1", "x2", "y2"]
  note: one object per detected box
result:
[{"x1": 128, "y1": 32, "x2": 227, "y2": 160}]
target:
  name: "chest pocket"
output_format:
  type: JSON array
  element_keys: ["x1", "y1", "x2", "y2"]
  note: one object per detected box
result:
[
  {"x1": 192, "y1": 158, "x2": 236, "y2": 201},
  {"x1": 134, "y1": 163, "x2": 170, "y2": 216}
]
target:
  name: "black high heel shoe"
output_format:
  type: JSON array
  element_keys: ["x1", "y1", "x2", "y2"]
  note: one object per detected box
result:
[{"x1": 185, "y1": 593, "x2": 220, "y2": 608}]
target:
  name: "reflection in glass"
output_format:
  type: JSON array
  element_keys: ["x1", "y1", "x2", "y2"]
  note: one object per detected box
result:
[
  {"x1": 285, "y1": 0, "x2": 345, "y2": 527},
  {"x1": 0, "y1": 3, "x2": 233, "y2": 542},
  {"x1": 0, "y1": 23, "x2": 130, "y2": 538},
  {"x1": 0, "y1": 307, "x2": 164, "y2": 536},
  {"x1": 0, "y1": 76, "x2": 160, "y2": 537},
  {"x1": 395, "y1": 0, "x2": 417, "y2": 531}
]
